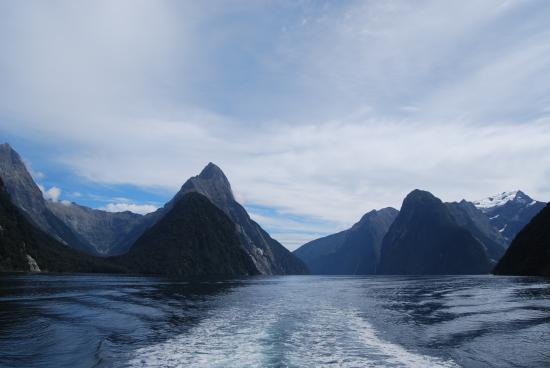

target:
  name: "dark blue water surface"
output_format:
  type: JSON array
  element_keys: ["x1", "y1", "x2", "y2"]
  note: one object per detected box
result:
[{"x1": 0, "y1": 274, "x2": 549, "y2": 367}]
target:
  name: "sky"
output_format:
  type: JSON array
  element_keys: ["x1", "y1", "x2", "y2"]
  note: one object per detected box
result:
[{"x1": 1, "y1": 0, "x2": 550, "y2": 250}]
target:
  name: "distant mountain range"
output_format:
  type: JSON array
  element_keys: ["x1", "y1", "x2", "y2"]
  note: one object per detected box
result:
[
  {"x1": 295, "y1": 188, "x2": 547, "y2": 276},
  {"x1": 1, "y1": 142, "x2": 547, "y2": 277},
  {"x1": 0, "y1": 143, "x2": 307, "y2": 276}
]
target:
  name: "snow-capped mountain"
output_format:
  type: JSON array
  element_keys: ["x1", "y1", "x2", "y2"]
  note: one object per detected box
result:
[
  {"x1": 473, "y1": 191, "x2": 536, "y2": 210},
  {"x1": 473, "y1": 190, "x2": 545, "y2": 244}
]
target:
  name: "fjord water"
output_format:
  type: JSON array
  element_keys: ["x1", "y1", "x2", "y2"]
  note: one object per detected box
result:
[{"x1": 0, "y1": 275, "x2": 548, "y2": 368}]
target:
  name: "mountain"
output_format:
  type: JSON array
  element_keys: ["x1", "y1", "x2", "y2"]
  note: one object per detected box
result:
[
  {"x1": 378, "y1": 190, "x2": 491, "y2": 275},
  {"x1": 118, "y1": 192, "x2": 259, "y2": 277},
  {"x1": 144, "y1": 163, "x2": 308, "y2": 275},
  {"x1": 0, "y1": 145, "x2": 307, "y2": 274},
  {"x1": 445, "y1": 200, "x2": 507, "y2": 263},
  {"x1": 0, "y1": 177, "x2": 122, "y2": 273},
  {"x1": 473, "y1": 191, "x2": 546, "y2": 244},
  {"x1": 0, "y1": 143, "x2": 96, "y2": 254},
  {"x1": 46, "y1": 201, "x2": 144, "y2": 255},
  {"x1": 294, "y1": 208, "x2": 398, "y2": 274},
  {"x1": 493, "y1": 202, "x2": 550, "y2": 276},
  {"x1": 293, "y1": 231, "x2": 347, "y2": 271},
  {"x1": 0, "y1": 143, "x2": 148, "y2": 256}
]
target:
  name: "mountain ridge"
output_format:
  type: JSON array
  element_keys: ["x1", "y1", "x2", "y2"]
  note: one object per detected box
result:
[
  {"x1": 294, "y1": 207, "x2": 398, "y2": 274},
  {"x1": 0, "y1": 176, "x2": 123, "y2": 273}
]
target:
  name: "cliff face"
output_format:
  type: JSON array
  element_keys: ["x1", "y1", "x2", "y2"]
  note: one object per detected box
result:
[
  {"x1": 0, "y1": 143, "x2": 149, "y2": 256},
  {"x1": 0, "y1": 143, "x2": 96, "y2": 254}
]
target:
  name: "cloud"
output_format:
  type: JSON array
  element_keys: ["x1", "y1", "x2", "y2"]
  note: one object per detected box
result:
[
  {"x1": 2, "y1": 1, "x2": 550, "y2": 248},
  {"x1": 42, "y1": 186, "x2": 62, "y2": 202},
  {"x1": 102, "y1": 202, "x2": 158, "y2": 215}
]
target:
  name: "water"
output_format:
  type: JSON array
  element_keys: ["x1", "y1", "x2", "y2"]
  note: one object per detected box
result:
[{"x1": 0, "y1": 275, "x2": 549, "y2": 368}]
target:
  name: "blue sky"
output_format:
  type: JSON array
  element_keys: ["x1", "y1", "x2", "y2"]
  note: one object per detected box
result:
[{"x1": 1, "y1": 0, "x2": 550, "y2": 250}]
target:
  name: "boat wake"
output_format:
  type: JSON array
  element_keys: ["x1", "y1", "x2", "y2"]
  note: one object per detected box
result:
[{"x1": 128, "y1": 304, "x2": 458, "y2": 368}]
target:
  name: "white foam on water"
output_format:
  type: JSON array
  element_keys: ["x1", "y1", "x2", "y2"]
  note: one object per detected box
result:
[
  {"x1": 128, "y1": 304, "x2": 459, "y2": 368},
  {"x1": 127, "y1": 305, "x2": 273, "y2": 367},
  {"x1": 284, "y1": 308, "x2": 458, "y2": 368}
]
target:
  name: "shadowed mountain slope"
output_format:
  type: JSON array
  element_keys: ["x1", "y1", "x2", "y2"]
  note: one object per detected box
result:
[
  {"x1": 141, "y1": 163, "x2": 308, "y2": 275},
  {"x1": 378, "y1": 190, "x2": 491, "y2": 275},
  {"x1": 118, "y1": 192, "x2": 259, "y2": 277},
  {"x1": 493, "y1": 202, "x2": 550, "y2": 276},
  {"x1": 0, "y1": 177, "x2": 122, "y2": 273},
  {"x1": 294, "y1": 208, "x2": 398, "y2": 274}
]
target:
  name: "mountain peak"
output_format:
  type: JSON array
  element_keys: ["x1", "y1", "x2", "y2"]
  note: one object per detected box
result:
[
  {"x1": 0, "y1": 143, "x2": 22, "y2": 163},
  {"x1": 360, "y1": 207, "x2": 399, "y2": 221},
  {"x1": 403, "y1": 189, "x2": 440, "y2": 206},
  {"x1": 473, "y1": 190, "x2": 534, "y2": 210},
  {"x1": 177, "y1": 162, "x2": 234, "y2": 205},
  {"x1": 199, "y1": 162, "x2": 226, "y2": 180},
  {"x1": 379, "y1": 190, "x2": 492, "y2": 275}
]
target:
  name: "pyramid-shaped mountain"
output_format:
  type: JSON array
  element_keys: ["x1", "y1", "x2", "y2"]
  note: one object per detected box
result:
[
  {"x1": 144, "y1": 163, "x2": 308, "y2": 275},
  {"x1": 118, "y1": 192, "x2": 259, "y2": 277}
]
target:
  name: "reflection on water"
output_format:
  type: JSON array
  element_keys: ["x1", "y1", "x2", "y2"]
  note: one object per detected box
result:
[{"x1": 0, "y1": 274, "x2": 549, "y2": 367}]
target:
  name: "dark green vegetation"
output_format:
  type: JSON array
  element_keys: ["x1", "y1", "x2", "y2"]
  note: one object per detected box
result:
[
  {"x1": 294, "y1": 208, "x2": 398, "y2": 274},
  {"x1": 493, "y1": 203, "x2": 550, "y2": 276},
  {"x1": 118, "y1": 192, "x2": 259, "y2": 277},
  {"x1": 0, "y1": 178, "x2": 122, "y2": 273}
]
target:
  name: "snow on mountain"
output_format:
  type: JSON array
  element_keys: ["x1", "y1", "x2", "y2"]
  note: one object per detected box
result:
[
  {"x1": 472, "y1": 190, "x2": 546, "y2": 245},
  {"x1": 473, "y1": 191, "x2": 528, "y2": 210}
]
